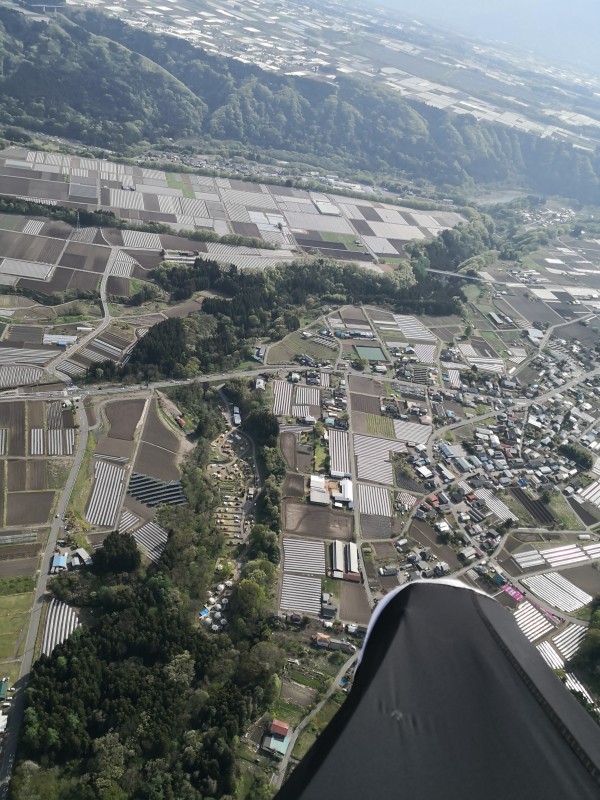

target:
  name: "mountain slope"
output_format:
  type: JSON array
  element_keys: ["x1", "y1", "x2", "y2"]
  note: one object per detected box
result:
[{"x1": 0, "y1": 7, "x2": 599, "y2": 203}]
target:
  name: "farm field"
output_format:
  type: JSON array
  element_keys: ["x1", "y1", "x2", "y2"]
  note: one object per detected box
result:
[
  {"x1": 105, "y1": 398, "x2": 146, "y2": 440},
  {"x1": 6, "y1": 491, "x2": 54, "y2": 526},
  {"x1": 0, "y1": 591, "x2": 33, "y2": 659},
  {"x1": 283, "y1": 500, "x2": 354, "y2": 540},
  {"x1": 365, "y1": 414, "x2": 394, "y2": 438}
]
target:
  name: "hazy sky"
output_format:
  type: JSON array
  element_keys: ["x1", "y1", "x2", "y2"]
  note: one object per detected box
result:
[{"x1": 378, "y1": 0, "x2": 600, "y2": 70}]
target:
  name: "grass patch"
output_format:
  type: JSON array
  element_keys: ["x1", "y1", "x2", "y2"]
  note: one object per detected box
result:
[
  {"x1": 312, "y1": 696, "x2": 343, "y2": 729},
  {"x1": 272, "y1": 698, "x2": 306, "y2": 728},
  {"x1": 0, "y1": 593, "x2": 33, "y2": 659},
  {"x1": 47, "y1": 460, "x2": 72, "y2": 491},
  {"x1": 320, "y1": 232, "x2": 362, "y2": 251},
  {"x1": 365, "y1": 414, "x2": 394, "y2": 438},
  {"x1": 290, "y1": 671, "x2": 326, "y2": 691},
  {"x1": 547, "y1": 494, "x2": 586, "y2": 530},
  {"x1": 313, "y1": 440, "x2": 328, "y2": 472},
  {"x1": 0, "y1": 594, "x2": 33, "y2": 614},
  {"x1": 499, "y1": 491, "x2": 537, "y2": 528},
  {"x1": 67, "y1": 430, "x2": 97, "y2": 523},
  {"x1": 0, "y1": 577, "x2": 35, "y2": 596},
  {"x1": 292, "y1": 728, "x2": 316, "y2": 760}
]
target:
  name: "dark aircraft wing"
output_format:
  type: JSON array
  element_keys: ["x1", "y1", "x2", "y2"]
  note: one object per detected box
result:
[{"x1": 276, "y1": 581, "x2": 600, "y2": 799}]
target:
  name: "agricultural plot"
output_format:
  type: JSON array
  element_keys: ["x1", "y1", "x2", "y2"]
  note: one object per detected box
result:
[
  {"x1": 510, "y1": 488, "x2": 556, "y2": 526},
  {"x1": 85, "y1": 458, "x2": 126, "y2": 528},
  {"x1": 353, "y1": 434, "x2": 407, "y2": 484},
  {"x1": 365, "y1": 414, "x2": 394, "y2": 438},
  {"x1": 6, "y1": 491, "x2": 54, "y2": 526},
  {"x1": 0, "y1": 591, "x2": 32, "y2": 659},
  {"x1": 105, "y1": 398, "x2": 145, "y2": 439},
  {"x1": 283, "y1": 500, "x2": 354, "y2": 540},
  {"x1": 41, "y1": 598, "x2": 80, "y2": 656},
  {"x1": 132, "y1": 521, "x2": 169, "y2": 563}
]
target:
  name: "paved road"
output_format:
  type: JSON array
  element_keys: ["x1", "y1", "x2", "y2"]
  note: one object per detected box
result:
[
  {"x1": 46, "y1": 246, "x2": 118, "y2": 380},
  {"x1": 274, "y1": 651, "x2": 358, "y2": 790},
  {"x1": 0, "y1": 402, "x2": 89, "y2": 798}
]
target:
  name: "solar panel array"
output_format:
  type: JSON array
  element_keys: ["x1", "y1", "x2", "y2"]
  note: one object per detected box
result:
[
  {"x1": 353, "y1": 434, "x2": 407, "y2": 484},
  {"x1": 273, "y1": 381, "x2": 293, "y2": 415},
  {"x1": 513, "y1": 601, "x2": 554, "y2": 643},
  {"x1": 392, "y1": 419, "x2": 431, "y2": 445},
  {"x1": 133, "y1": 521, "x2": 169, "y2": 564},
  {"x1": 280, "y1": 573, "x2": 321, "y2": 614},
  {"x1": 357, "y1": 483, "x2": 391, "y2": 516},
  {"x1": 282, "y1": 538, "x2": 326, "y2": 575},
  {"x1": 85, "y1": 458, "x2": 126, "y2": 527},
  {"x1": 521, "y1": 572, "x2": 593, "y2": 612},
  {"x1": 42, "y1": 598, "x2": 80, "y2": 656},
  {"x1": 552, "y1": 624, "x2": 587, "y2": 661},
  {"x1": 329, "y1": 429, "x2": 351, "y2": 477},
  {"x1": 512, "y1": 542, "x2": 600, "y2": 571},
  {"x1": 0, "y1": 365, "x2": 44, "y2": 388},
  {"x1": 473, "y1": 488, "x2": 518, "y2": 522}
]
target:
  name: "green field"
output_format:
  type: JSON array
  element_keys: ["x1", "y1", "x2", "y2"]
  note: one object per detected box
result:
[
  {"x1": 0, "y1": 577, "x2": 35, "y2": 596},
  {"x1": 0, "y1": 593, "x2": 33, "y2": 659},
  {"x1": 366, "y1": 414, "x2": 394, "y2": 438},
  {"x1": 547, "y1": 494, "x2": 585, "y2": 530},
  {"x1": 320, "y1": 232, "x2": 363, "y2": 251},
  {"x1": 267, "y1": 330, "x2": 338, "y2": 364},
  {"x1": 272, "y1": 698, "x2": 306, "y2": 728},
  {"x1": 291, "y1": 696, "x2": 343, "y2": 760}
]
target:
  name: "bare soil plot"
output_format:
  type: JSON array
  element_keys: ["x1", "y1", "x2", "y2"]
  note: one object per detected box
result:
[
  {"x1": 59, "y1": 242, "x2": 109, "y2": 272},
  {"x1": 68, "y1": 271, "x2": 100, "y2": 291},
  {"x1": 360, "y1": 514, "x2": 392, "y2": 539},
  {"x1": 280, "y1": 680, "x2": 318, "y2": 708},
  {"x1": 350, "y1": 393, "x2": 380, "y2": 414},
  {"x1": 27, "y1": 461, "x2": 47, "y2": 490},
  {"x1": 163, "y1": 299, "x2": 203, "y2": 318},
  {"x1": 126, "y1": 250, "x2": 162, "y2": 270},
  {"x1": 141, "y1": 400, "x2": 179, "y2": 452},
  {"x1": 7, "y1": 460, "x2": 26, "y2": 492},
  {"x1": 281, "y1": 432, "x2": 297, "y2": 469},
  {"x1": 0, "y1": 542, "x2": 39, "y2": 560},
  {"x1": 135, "y1": 442, "x2": 179, "y2": 481},
  {"x1": 27, "y1": 401, "x2": 44, "y2": 427},
  {"x1": 351, "y1": 411, "x2": 369, "y2": 435},
  {"x1": 348, "y1": 375, "x2": 384, "y2": 396},
  {"x1": 568, "y1": 498, "x2": 598, "y2": 526},
  {"x1": 105, "y1": 399, "x2": 145, "y2": 440},
  {"x1": 101, "y1": 229, "x2": 124, "y2": 246},
  {"x1": 95, "y1": 437, "x2": 133, "y2": 460},
  {"x1": 103, "y1": 330, "x2": 134, "y2": 347},
  {"x1": 339, "y1": 582, "x2": 372, "y2": 625},
  {"x1": 41, "y1": 221, "x2": 72, "y2": 239},
  {"x1": 106, "y1": 276, "x2": 129, "y2": 297},
  {"x1": 4, "y1": 402, "x2": 25, "y2": 457},
  {"x1": 62, "y1": 409, "x2": 75, "y2": 428},
  {"x1": 339, "y1": 306, "x2": 367, "y2": 324},
  {"x1": 372, "y1": 541, "x2": 397, "y2": 560},
  {"x1": 410, "y1": 520, "x2": 461, "y2": 570},
  {"x1": 284, "y1": 473, "x2": 305, "y2": 497},
  {"x1": 85, "y1": 400, "x2": 97, "y2": 428},
  {"x1": 283, "y1": 500, "x2": 354, "y2": 540},
  {"x1": 6, "y1": 491, "x2": 54, "y2": 525},
  {"x1": 0, "y1": 557, "x2": 38, "y2": 578},
  {"x1": 6, "y1": 325, "x2": 42, "y2": 344},
  {"x1": 19, "y1": 267, "x2": 73, "y2": 294},
  {"x1": 556, "y1": 564, "x2": 600, "y2": 598}
]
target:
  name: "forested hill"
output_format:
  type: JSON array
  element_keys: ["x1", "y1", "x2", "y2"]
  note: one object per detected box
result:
[{"x1": 1, "y1": 6, "x2": 600, "y2": 203}]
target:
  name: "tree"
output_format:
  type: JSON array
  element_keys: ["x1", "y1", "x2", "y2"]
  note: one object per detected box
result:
[
  {"x1": 247, "y1": 524, "x2": 280, "y2": 564},
  {"x1": 92, "y1": 531, "x2": 141, "y2": 574}
]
